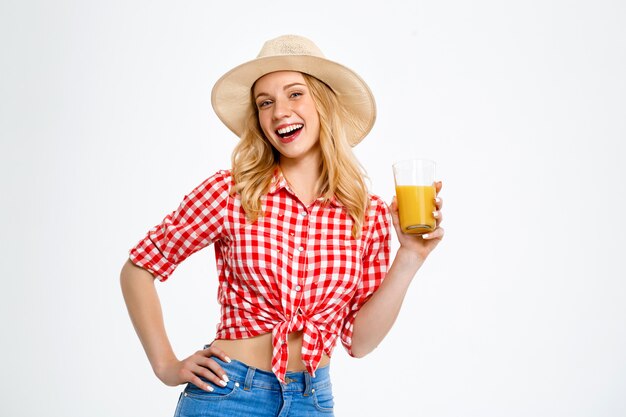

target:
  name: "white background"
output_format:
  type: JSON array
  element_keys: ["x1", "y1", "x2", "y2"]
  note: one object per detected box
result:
[{"x1": 2, "y1": 1, "x2": 625, "y2": 416}]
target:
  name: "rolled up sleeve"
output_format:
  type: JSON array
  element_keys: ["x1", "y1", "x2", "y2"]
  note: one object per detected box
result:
[
  {"x1": 340, "y1": 197, "x2": 391, "y2": 355},
  {"x1": 129, "y1": 170, "x2": 231, "y2": 282}
]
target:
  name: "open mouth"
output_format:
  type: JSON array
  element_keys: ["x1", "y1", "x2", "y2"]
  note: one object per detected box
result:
[{"x1": 276, "y1": 124, "x2": 303, "y2": 140}]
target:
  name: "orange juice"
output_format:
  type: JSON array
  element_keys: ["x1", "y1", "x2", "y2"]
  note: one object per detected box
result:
[{"x1": 395, "y1": 185, "x2": 436, "y2": 234}]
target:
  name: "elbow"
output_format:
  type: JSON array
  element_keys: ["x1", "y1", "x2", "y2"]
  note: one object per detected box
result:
[
  {"x1": 351, "y1": 350, "x2": 368, "y2": 359},
  {"x1": 348, "y1": 326, "x2": 378, "y2": 358},
  {"x1": 349, "y1": 343, "x2": 375, "y2": 359}
]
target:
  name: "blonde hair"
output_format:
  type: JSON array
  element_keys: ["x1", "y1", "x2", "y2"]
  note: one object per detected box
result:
[{"x1": 231, "y1": 73, "x2": 369, "y2": 238}]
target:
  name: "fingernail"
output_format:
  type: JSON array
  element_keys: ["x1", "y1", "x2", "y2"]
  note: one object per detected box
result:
[
  {"x1": 219, "y1": 379, "x2": 227, "y2": 387},
  {"x1": 224, "y1": 356, "x2": 232, "y2": 363},
  {"x1": 435, "y1": 197, "x2": 441, "y2": 204},
  {"x1": 222, "y1": 374, "x2": 230, "y2": 384},
  {"x1": 433, "y1": 211, "x2": 439, "y2": 218},
  {"x1": 422, "y1": 233, "x2": 429, "y2": 239},
  {"x1": 206, "y1": 385, "x2": 214, "y2": 392}
]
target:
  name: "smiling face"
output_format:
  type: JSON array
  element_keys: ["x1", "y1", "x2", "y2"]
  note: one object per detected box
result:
[{"x1": 253, "y1": 71, "x2": 321, "y2": 165}]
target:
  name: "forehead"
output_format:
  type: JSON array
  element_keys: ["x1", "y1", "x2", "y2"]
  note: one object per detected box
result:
[{"x1": 253, "y1": 71, "x2": 306, "y2": 94}]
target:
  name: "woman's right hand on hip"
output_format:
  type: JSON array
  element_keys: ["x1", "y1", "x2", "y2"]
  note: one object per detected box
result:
[{"x1": 155, "y1": 345, "x2": 232, "y2": 392}]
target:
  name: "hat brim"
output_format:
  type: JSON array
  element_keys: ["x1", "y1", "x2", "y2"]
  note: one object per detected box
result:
[{"x1": 211, "y1": 55, "x2": 376, "y2": 146}]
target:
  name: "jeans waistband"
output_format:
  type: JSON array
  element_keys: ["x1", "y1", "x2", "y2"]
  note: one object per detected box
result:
[{"x1": 211, "y1": 356, "x2": 331, "y2": 394}]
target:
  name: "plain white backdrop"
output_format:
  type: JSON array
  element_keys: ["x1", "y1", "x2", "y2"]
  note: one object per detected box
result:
[{"x1": 2, "y1": 1, "x2": 625, "y2": 416}]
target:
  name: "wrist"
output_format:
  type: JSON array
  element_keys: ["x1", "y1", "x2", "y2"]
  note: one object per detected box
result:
[
  {"x1": 396, "y1": 246, "x2": 425, "y2": 269},
  {"x1": 152, "y1": 354, "x2": 179, "y2": 380}
]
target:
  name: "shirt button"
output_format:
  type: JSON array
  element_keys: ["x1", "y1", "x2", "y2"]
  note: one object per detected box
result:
[
  {"x1": 297, "y1": 246, "x2": 304, "y2": 252},
  {"x1": 295, "y1": 285, "x2": 302, "y2": 291},
  {"x1": 300, "y1": 211, "x2": 307, "y2": 217}
]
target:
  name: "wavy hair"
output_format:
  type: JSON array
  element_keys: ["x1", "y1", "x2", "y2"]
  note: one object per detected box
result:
[{"x1": 231, "y1": 73, "x2": 369, "y2": 238}]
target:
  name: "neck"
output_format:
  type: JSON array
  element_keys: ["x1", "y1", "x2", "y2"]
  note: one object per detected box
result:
[{"x1": 279, "y1": 149, "x2": 322, "y2": 206}]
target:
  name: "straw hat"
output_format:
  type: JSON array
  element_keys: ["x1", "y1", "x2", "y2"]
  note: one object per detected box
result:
[{"x1": 211, "y1": 34, "x2": 376, "y2": 146}]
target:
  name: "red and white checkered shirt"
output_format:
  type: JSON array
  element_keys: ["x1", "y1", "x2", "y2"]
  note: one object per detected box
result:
[{"x1": 129, "y1": 169, "x2": 391, "y2": 383}]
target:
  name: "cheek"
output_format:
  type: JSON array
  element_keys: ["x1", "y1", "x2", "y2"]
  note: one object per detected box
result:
[
  {"x1": 306, "y1": 104, "x2": 320, "y2": 130},
  {"x1": 308, "y1": 112, "x2": 320, "y2": 136},
  {"x1": 258, "y1": 113, "x2": 273, "y2": 137}
]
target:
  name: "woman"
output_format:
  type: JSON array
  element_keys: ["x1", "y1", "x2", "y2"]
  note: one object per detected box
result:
[{"x1": 121, "y1": 34, "x2": 444, "y2": 416}]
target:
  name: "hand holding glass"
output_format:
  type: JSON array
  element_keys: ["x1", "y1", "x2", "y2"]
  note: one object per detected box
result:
[{"x1": 393, "y1": 159, "x2": 437, "y2": 234}]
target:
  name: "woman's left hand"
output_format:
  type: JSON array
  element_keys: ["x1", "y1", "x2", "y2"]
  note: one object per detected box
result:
[{"x1": 390, "y1": 181, "x2": 445, "y2": 261}]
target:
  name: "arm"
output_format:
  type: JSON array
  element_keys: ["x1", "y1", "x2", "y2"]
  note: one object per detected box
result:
[
  {"x1": 349, "y1": 182, "x2": 444, "y2": 358},
  {"x1": 120, "y1": 259, "x2": 230, "y2": 391}
]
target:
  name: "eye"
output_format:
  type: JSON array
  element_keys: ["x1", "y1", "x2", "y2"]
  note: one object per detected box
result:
[
  {"x1": 290, "y1": 92, "x2": 303, "y2": 99},
  {"x1": 257, "y1": 99, "x2": 272, "y2": 109}
]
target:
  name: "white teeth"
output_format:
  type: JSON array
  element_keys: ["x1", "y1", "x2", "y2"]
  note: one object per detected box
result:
[{"x1": 277, "y1": 124, "x2": 303, "y2": 135}]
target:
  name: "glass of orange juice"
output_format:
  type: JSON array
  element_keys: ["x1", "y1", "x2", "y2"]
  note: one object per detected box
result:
[{"x1": 392, "y1": 159, "x2": 437, "y2": 234}]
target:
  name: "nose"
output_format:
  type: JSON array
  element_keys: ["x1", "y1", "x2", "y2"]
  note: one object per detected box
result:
[{"x1": 272, "y1": 98, "x2": 291, "y2": 120}]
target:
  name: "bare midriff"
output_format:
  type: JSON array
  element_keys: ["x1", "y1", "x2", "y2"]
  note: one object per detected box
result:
[{"x1": 211, "y1": 331, "x2": 330, "y2": 372}]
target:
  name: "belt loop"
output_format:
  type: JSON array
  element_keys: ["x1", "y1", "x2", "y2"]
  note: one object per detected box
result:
[
  {"x1": 303, "y1": 371, "x2": 313, "y2": 396},
  {"x1": 244, "y1": 366, "x2": 255, "y2": 391}
]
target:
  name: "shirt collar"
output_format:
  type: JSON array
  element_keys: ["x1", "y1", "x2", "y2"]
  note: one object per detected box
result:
[
  {"x1": 267, "y1": 167, "x2": 290, "y2": 195},
  {"x1": 267, "y1": 167, "x2": 344, "y2": 208}
]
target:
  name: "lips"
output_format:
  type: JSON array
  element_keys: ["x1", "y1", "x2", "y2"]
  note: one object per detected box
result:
[{"x1": 275, "y1": 123, "x2": 304, "y2": 144}]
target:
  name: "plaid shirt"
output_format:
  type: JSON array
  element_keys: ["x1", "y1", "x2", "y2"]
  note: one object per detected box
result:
[{"x1": 129, "y1": 169, "x2": 391, "y2": 382}]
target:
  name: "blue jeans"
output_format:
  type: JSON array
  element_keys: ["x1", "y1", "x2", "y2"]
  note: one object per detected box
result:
[{"x1": 173, "y1": 357, "x2": 334, "y2": 417}]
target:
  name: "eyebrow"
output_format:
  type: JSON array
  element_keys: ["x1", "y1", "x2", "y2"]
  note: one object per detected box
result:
[{"x1": 254, "y1": 82, "x2": 307, "y2": 100}]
